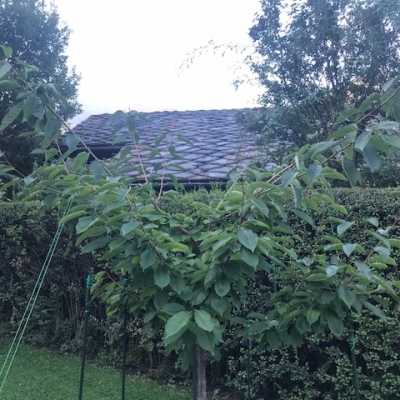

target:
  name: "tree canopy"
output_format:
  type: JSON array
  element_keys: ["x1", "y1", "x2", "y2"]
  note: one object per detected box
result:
[
  {"x1": 249, "y1": 0, "x2": 400, "y2": 146},
  {"x1": 0, "y1": 0, "x2": 80, "y2": 175}
]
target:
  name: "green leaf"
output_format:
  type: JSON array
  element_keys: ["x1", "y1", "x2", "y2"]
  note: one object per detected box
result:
[
  {"x1": 281, "y1": 170, "x2": 298, "y2": 187},
  {"x1": 44, "y1": 119, "x2": 61, "y2": 144},
  {"x1": 306, "y1": 164, "x2": 322, "y2": 185},
  {"x1": 295, "y1": 316, "x2": 310, "y2": 335},
  {"x1": 326, "y1": 311, "x2": 344, "y2": 337},
  {"x1": 306, "y1": 309, "x2": 320, "y2": 325},
  {"x1": 382, "y1": 134, "x2": 400, "y2": 149},
  {"x1": 354, "y1": 260, "x2": 371, "y2": 279},
  {"x1": 363, "y1": 301, "x2": 386, "y2": 320},
  {"x1": 326, "y1": 265, "x2": 340, "y2": 277},
  {"x1": 240, "y1": 247, "x2": 259, "y2": 268},
  {"x1": 164, "y1": 311, "x2": 191, "y2": 339},
  {"x1": 342, "y1": 158, "x2": 358, "y2": 187},
  {"x1": 211, "y1": 296, "x2": 230, "y2": 316},
  {"x1": 238, "y1": 228, "x2": 258, "y2": 252},
  {"x1": 295, "y1": 209, "x2": 314, "y2": 226},
  {"x1": 305, "y1": 273, "x2": 328, "y2": 282},
  {"x1": 154, "y1": 290, "x2": 169, "y2": 310},
  {"x1": 121, "y1": 220, "x2": 140, "y2": 236},
  {"x1": 90, "y1": 161, "x2": 105, "y2": 180},
  {"x1": 249, "y1": 198, "x2": 269, "y2": 217},
  {"x1": 328, "y1": 124, "x2": 358, "y2": 140},
  {"x1": 161, "y1": 303, "x2": 185, "y2": 315},
  {"x1": 337, "y1": 221, "x2": 354, "y2": 236},
  {"x1": 192, "y1": 290, "x2": 207, "y2": 306},
  {"x1": 0, "y1": 62, "x2": 11, "y2": 79},
  {"x1": 76, "y1": 216, "x2": 98, "y2": 234},
  {"x1": 0, "y1": 102, "x2": 24, "y2": 131},
  {"x1": 196, "y1": 329, "x2": 213, "y2": 353},
  {"x1": 143, "y1": 310, "x2": 157, "y2": 323},
  {"x1": 154, "y1": 268, "x2": 170, "y2": 289},
  {"x1": 354, "y1": 131, "x2": 371, "y2": 151},
  {"x1": 365, "y1": 217, "x2": 379, "y2": 227},
  {"x1": 194, "y1": 310, "x2": 215, "y2": 332},
  {"x1": 338, "y1": 283, "x2": 356, "y2": 309},
  {"x1": 342, "y1": 243, "x2": 357, "y2": 257},
  {"x1": 81, "y1": 237, "x2": 111, "y2": 253},
  {"x1": 334, "y1": 109, "x2": 359, "y2": 127},
  {"x1": 362, "y1": 143, "x2": 381, "y2": 172},
  {"x1": 73, "y1": 152, "x2": 89, "y2": 173},
  {"x1": 0, "y1": 80, "x2": 20, "y2": 90},
  {"x1": 140, "y1": 248, "x2": 156, "y2": 269},
  {"x1": 170, "y1": 276, "x2": 185, "y2": 294},
  {"x1": 215, "y1": 277, "x2": 231, "y2": 297},
  {"x1": 0, "y1": 45, "x2": 12, "y2": 58}
]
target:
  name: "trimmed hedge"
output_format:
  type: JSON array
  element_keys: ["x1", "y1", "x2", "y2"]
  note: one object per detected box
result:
[{"x1": 1, "y1": 189, "x2": 400, "y2": 399}]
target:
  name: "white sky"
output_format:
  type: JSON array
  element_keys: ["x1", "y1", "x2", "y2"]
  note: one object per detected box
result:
[{"x1": 52, "y1": 0, "x2": 263, "y2": 124}]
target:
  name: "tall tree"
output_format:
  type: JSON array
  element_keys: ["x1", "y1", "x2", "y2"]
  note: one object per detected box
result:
[
  {"x1": 0, "y1": 0, "x2": 80, "y2": 175},
  {"x1": 248, "y1": 0, "x2": 400, "y2": 147}
]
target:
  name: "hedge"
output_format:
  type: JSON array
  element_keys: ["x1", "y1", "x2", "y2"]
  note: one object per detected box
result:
[{"x1": 1, "y1": 189, "x2": 400, "y2": 399}]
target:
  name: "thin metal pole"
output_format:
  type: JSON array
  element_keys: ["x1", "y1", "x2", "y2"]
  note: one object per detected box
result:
[
  {"x1": 347, "y1": 314, "x2": 360, "y2": 400},
  {"x1": 78, "y1": 273, "x2": 92, "y2": 400},
  {"x1": 192, "y1": 346, "x2": 197, "y2": 400},
  {"x1": 121, "y1": 304, "x2": 128, "y2": 400}
]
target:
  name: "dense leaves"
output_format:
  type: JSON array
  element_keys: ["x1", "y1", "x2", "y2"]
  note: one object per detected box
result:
[
  {"x1": 248, "y1": 0, "x2": 400, "y2": 154},
  {"x1": 1, "y1": 48, "x2": 400, "y2": 399},
  {"x1": 0, "y1": 0, "x2": 80, "y2": 176}
]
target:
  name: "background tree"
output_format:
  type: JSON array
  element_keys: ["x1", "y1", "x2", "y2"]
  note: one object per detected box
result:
[
  {"x1": 0, "y1": 0, "x2": 80, "y2": 175},
  {"x1": 248, "y1": 0, "x2": 400, "y2": 149}
]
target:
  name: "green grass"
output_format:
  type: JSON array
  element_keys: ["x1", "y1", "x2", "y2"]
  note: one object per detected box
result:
[{"x1": 0, "y1": 341, "x2": 190, "y2": 400}]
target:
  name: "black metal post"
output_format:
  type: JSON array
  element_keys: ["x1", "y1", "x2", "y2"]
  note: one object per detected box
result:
[{"x1": 78, "y1": 273, "x2": 92, "y2": 400}]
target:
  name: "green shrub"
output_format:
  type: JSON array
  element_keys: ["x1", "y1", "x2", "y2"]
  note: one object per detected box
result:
[{"x1": 2, "y1": 189, "x2": 400, "y2": 399}]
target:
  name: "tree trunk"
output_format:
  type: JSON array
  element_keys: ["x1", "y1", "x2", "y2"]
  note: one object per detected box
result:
[{"x1": 194, "y1": 345, "x2": 207, "y2": 400}]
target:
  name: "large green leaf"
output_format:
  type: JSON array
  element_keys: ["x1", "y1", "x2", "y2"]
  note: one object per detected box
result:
[
  {"x1": 326, "y1": 311, "x2": 344, "y2": 337},
  {"x1": 195, "y1": 328, "x2": 214, "y2": 353},
  {"x1": 306, "y1": 164, "x2": 322, "y2": 185},
  {"x1": 342, "y1": 158, "x2": 358, "y2": 187},
  {"x1": 161, "y1": 302, "x2": 186, "y2": 315},
  {"x1": 337, "y1": 221, "x2": 354, "y2": 236},
  {"x1": 215, "y1": 277, "x2": 231, "y2": 297},
  {"x1": 76, "y1": 216, "x2": 98, "y2": 234},
  {"x1": 240, "y1": 247, "x2": 259, "y2": 268},
  {"x1": 281, "y1": 170, "x2": 298, "y2": 187},
  {"x1": 362, "y1": 143, "x2": 381, "y2": 172},
  {"x1": 0, "y1": 102, "x2": 24, "y2": 131},
  {"x1": 140, "y1": 248, "x2": 156, "y2": 269},
  {"x1": 73, "y1": 152, "x2": 89, "y2": 173},
  {"x1": 354, "y1": 131, "x2": 371, "y2": 151},
  {"x1": 306, "y1": 309, "x2": 320, "y2": 325},
  {"x1": 0, "y1": 62, "x2": 11, "y2": 79},
  {"x1": 164, "y1": 311, "x2": 191, "y2": 339},
  {"x1": 44, "y1": 119, "x2": 61, "y2": 144},
  {"x1": 120, "y1": 219, "x2": 140, "y2": 236},
  {"x1": 154, "y1": 268, "x2": 170, "y2": 288},
  {"x1": 0, "y1": 80, "x2": 20, "y2": 90},
  {"x1": 211, "y1": 296, "x2": 230, "y2": 316},
  {"x1": 338, "y1": 283, "x2": 356, "y2": 309},
  {"x1": 194, "y1": 309, "x2": 215, "y2": 332},
  {"x1": 238, "y1": 228, "x2": 258, "y2": 252}
]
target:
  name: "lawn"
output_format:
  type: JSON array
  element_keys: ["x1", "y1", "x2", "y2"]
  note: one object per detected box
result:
[{"x1": 0, "y1": 341, "x2": 190, "y2": 400}]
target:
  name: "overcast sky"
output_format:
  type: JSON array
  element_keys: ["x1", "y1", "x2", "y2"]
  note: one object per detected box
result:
[{"x1": 52, "y1": 0, "x2": 263, "y2": 123}]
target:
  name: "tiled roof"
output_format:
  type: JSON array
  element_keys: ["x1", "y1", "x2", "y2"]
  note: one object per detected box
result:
[{"x1": 64, "y1": 108, "x2": 278, "y2": 183}]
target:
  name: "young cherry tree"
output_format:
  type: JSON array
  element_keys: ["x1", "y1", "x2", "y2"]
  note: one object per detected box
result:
[{"x1": 1, "y1": 45, "x2": 400, "y2": 399}]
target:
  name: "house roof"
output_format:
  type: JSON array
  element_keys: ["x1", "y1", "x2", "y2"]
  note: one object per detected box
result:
[{"x1": 63, "y1": 108, "x2": 277, "y2": 183}]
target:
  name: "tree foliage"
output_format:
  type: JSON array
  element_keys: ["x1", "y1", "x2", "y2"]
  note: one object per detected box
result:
[
  {"x1": 1, "y1": 48, "x2": 400, "y2": 399},
  {"x1": 249, "y1": 0, "x2": 400, "y2": 148},
  {"x1": 0, "y1": 0, "x2": 80, "y2": 175}
]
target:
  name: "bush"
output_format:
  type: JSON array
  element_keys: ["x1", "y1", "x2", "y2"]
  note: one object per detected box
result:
[{"x1": 2, "y1": 189, "x2": 400, "y2": 399}]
